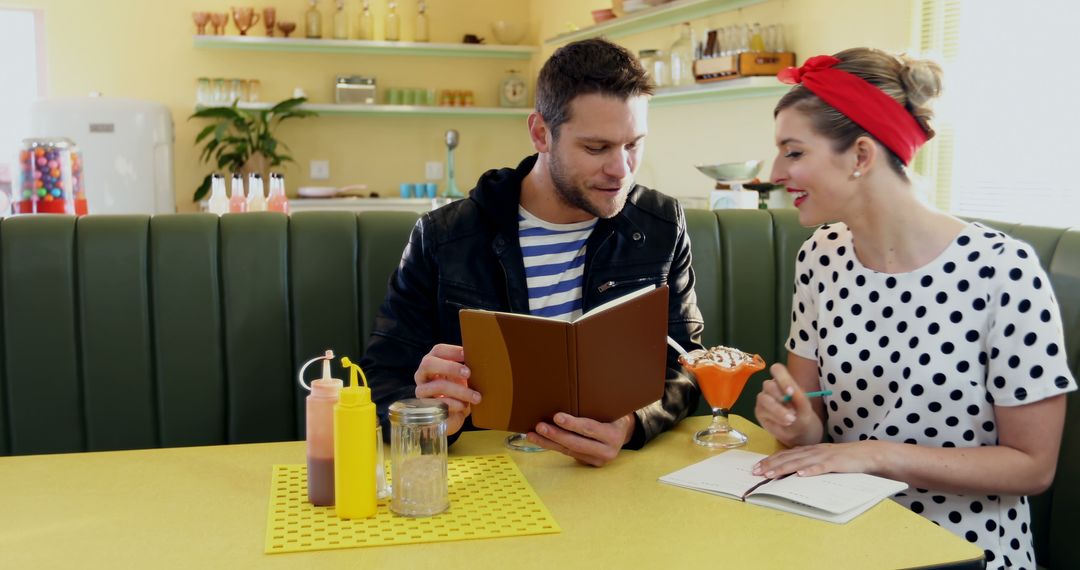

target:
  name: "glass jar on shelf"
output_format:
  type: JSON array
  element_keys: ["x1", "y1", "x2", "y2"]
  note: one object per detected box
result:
[
  {"x1": 638, "y1": 49, "x2": 666, "y2": 88},
  {"x1": 247, "y1": 79, "x2": 261, "y2": 102},
  {"x1": 196, "y1": 77, "x2": 210, "y2": 105},
  {"x1": 211, "y1": 78, "x2": 226, "y2": 104},
  {"x1": 16, "y1": 138, "x2": 88, "y2": 215}
]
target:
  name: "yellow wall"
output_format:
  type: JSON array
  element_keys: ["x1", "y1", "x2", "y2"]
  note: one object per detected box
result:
[
  {"x1": 13, "y1": 0, "x2": 536, "y2": 210},
  {"x1": 534, "y1": 0, "x2": 913, "y2": 201},
  {"x1": 14, "y1": 0, "x2": 912, "y2": 210}
]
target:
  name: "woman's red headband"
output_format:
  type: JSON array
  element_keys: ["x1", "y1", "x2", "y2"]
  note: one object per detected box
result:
[{"x1": 777, "y1": 55, "x2": 928, "y2": 165}]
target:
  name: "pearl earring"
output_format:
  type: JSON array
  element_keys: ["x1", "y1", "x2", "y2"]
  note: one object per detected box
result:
[{"x1": 852, "y1": 170, "x2": 862, "y2": 179}]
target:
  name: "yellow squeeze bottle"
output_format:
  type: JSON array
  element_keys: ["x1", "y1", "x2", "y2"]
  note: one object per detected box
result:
[{"x1": 334, "y1": 357, "x2": 377, "y2": 519}]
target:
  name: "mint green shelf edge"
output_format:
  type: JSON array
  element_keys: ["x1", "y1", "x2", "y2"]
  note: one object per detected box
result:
[
  {"x1": 650, "y1": 81, "x2": 789, "y2": 107},
  {"x1": 193, "y1": 35, "x2": 537, "y2": 59},
  {"x1": 194, "y1": 103, "x2": 532, "y2": 118},
  {"x1": 545, "y1": 0, "x2": 766, "y2": 44}
]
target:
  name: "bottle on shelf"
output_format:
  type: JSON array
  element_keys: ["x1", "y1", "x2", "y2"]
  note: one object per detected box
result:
[
  {"x1": 668, "y1": 22, "x2": 694, "y2": 87},
  {"x1": 299, "y1": 350, "x2": 343, "y2": 506},
  {"x1": 414, "y1": 0, "x2": 430, "y2": 42},
  {"x1": 228, "y1": 173, "x2": 247, "y2": 213},
  {"x1": 334, "y1": 356, "x2": 377, "y2": 519},
  {"x1": 267, "y1": 172, "x2": 290, "y2": 214},
  {"x1": 385, "y1": 1, "x2": 400, "y2": 42},
  {"x1": 749, "y1": 22, "x2": 765, "y2": 53},
  {"x1": 247, "y1": 173, "x2": 266, "y2": 212},
  {"x1": 305, "y1": 0, "x2": 323, "y2": 39},
  {"x1": 207, "y1": 173, "x2": 228, "y2": 215},
  {"x1": 332, "y1": 0, "x2": 348, "y2": 40},
  {"x1": 358, "y1": 0, "x2": 373, "y2": 40}
]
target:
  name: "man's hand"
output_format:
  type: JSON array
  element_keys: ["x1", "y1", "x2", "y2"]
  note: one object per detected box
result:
[
  {"x1": 413, "y1": 344, "x2": 481, "y2": 435},
  {"x1": 525, "y1": 412, "x2": 636, "y2": 467}
]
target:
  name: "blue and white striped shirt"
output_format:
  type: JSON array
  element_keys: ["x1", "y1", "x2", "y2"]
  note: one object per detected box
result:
[{"x1": 518, "y1": 206, "x2": 597, "y2": 321}]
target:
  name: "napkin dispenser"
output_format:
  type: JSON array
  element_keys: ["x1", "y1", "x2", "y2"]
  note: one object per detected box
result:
[{"x1": 335, "y1": 75, "x2": 377, "y2": 104}]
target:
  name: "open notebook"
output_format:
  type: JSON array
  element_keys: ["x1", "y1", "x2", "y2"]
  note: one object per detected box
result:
[{"x1": 659, "y1": 450, "x2": 908, "y2": 524}]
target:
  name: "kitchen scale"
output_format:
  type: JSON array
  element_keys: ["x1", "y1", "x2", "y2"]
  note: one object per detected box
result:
[{"x1": 695, "y1": 160, "x2": 768, "y2": 209}]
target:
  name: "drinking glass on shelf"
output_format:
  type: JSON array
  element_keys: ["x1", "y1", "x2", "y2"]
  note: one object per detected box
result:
[
  {"x1": 210, "y1": 12, "x2": 229, "y2": 35},
  {"x1": 231, "y1": 7, "x2": 261, "y2": 36},
  {"x1": 192, "y1": 11, "x2": 210, "y2": 35},
  {"x1": 247, "y1": 79, "x2": 261, "y2": 102},
  {"x1": 263, "y1": 7, "x2": 277, "y2": 37},
  {"x1": 196, "y1": 77, "x2": 210, "y2": 105},
  {"x1": 211, "y1": 78, "x2": 226, "y2": 104},
  {"x1": 228, "y1": 79, "x2": 243, "y2": 104},
  {"x1": 679, "y1": 347, "x2": 765, "y2": 448}
]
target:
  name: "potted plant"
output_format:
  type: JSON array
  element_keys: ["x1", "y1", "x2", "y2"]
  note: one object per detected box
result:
[{"x1": 189, "y1": 97, "x2": 317, "y2": 201}]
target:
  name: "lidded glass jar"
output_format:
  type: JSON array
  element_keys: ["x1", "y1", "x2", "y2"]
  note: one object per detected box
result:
[
  {"x1": 388, "y1": 398, "x2": 449, "y2": 517},
  {"x1": 638, "y1": 49, "x2": 666, "y2": 87},
  {"x1": 16, "y1": 138, "x2": 88, "y2": 215}
]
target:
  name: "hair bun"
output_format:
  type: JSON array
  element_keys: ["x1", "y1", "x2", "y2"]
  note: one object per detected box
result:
[{"x1": 898, "y1": 56, "x2": 943, "y2": 108}]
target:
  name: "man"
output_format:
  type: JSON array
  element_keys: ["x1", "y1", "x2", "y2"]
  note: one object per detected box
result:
[{"x1": 364, "y1": 38, "x2": 703, "y2": 466}]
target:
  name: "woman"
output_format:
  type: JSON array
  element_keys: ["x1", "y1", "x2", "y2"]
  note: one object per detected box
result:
[{"x1": 753, "y1": 48, "x2": 1075, "y2": 569}]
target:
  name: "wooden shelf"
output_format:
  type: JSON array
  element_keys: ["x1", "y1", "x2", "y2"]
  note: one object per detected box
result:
[
  {"x1": 193, "y1": 35, "x2": 537, "y2": 59},
  {"x1": 195, "y1": 102, "x2": 531, "y2": 118},
  {"x1": 545, "y1": 0, "x2": 766, "y2": 44},
  {"x1": 650, "y1": 76, "x2": 788, "y2": 107}
]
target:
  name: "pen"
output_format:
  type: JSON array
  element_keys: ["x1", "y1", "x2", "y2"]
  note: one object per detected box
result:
[{"x1": 781, "y1": 390, "x2": 832, "y2": 403}]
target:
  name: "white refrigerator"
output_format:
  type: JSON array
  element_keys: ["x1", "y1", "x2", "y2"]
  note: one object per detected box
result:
[{"x1": 30, "y1": 96, "x2": 175, "y2": 215}]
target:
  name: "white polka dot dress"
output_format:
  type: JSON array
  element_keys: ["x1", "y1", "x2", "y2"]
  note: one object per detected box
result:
[{"x1": 786, "y1": 222, "x2": 1077, "y2": 569}]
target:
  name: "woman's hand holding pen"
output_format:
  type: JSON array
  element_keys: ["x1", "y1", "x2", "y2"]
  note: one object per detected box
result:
[{"x1": 754, "y1": 363, "x2": 825, "y2": 447}]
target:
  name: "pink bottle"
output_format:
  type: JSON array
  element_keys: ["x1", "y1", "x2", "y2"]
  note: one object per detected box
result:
[
  {"x1": 228, "y1": 173, "x2": 247, "y2": 213},
  {"x1": 267, "y1": 172, "x2": 290, "y2": 214},
  {"x1": 299, "y1": 350, "x2": 342, "y2": 506}
]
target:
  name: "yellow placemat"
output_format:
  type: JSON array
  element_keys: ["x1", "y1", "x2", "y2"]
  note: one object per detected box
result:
[{"x1": 265, "y1": 454, "x2": 560, "y2": 554}]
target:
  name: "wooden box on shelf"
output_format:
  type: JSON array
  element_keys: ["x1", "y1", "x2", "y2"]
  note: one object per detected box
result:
[{"x1": 694, "y1": 52, "x2": 795, "y2": 83}]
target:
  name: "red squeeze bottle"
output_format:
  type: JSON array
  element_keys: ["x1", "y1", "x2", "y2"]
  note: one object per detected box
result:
[{"x1": 301, "y1": 350, "x2": 343, "y2": 506}]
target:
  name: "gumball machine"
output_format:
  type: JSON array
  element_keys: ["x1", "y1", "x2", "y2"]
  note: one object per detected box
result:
[{"x1": 16, "y1": 137, "x2": 88, "y2": 215}]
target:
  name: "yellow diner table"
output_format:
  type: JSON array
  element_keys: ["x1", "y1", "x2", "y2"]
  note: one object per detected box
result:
[{"x1": 0, "y1": 415, "x2": 983, "y2": 569}]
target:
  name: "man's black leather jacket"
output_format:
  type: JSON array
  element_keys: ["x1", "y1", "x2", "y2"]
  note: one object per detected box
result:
[{"x1": 363, "y1": 154, "x2": 704, "y2": 448}]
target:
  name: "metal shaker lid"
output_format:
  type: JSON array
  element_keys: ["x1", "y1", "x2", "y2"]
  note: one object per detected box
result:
[{"x1": 388, "y1": 398, "x2": 449, "y2": 425}]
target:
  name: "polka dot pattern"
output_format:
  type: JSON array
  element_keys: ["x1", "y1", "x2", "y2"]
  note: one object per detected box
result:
[{"x1": 786, "y1": 222, "x2": 1077, "y2": 569}]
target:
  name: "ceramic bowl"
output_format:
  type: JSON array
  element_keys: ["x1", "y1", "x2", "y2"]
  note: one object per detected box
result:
[
  {"x1": 591, "y1": 9, "x2": 617, "y2": 24},
  {"x1": 694, "y1": 160, "x2": 763, "y2": 181},
  {"x1": 491, "y1": 21, "x2": 527, "y2": 45}
]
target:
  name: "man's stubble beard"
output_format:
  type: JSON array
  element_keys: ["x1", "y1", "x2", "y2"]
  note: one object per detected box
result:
[{"x1": 548, "y1": 142, "x2": 630, "y2": 220}]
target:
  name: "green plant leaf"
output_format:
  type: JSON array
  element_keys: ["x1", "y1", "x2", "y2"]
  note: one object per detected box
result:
[
  {"x1": 194, "y1": 123, "x2": 218, "y2": 145},
  {"x1": 200, "y1": 139, "x2": 220, "y2": 163},
  {"x1": 269, "y1": 97, "x2": 307, "y2": 114},
  {"x1": 218, "y1": 152, "x2": 244, "y2": 170},
  {"x1": 189, "y1": 106, "x2": 244, "y2": 121},
  {"x1": 193, "y1": 173, "x2": 213, "y2": 202}
]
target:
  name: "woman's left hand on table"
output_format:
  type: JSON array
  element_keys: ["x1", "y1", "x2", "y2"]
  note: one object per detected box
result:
[{"x1": 752, "y1": 441, "x2": 888, "y2": 478}]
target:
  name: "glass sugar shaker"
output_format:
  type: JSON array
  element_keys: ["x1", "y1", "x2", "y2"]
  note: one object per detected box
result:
[{"x1": 388, "y1": 398, "x2": 449, "y2": 517}]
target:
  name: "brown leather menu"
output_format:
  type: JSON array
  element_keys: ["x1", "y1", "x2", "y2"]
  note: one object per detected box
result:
[{"x1": 459, "y1": 285, "x2": 669, "y2": 433}]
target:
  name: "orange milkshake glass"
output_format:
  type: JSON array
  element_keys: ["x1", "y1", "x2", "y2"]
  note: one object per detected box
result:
[{"x1": 679, "y1": 346, "x2": 765, "y2": 448}]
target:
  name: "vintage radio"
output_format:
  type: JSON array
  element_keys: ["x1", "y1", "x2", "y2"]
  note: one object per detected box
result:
[
  {"x1": 334, "y1": 75, "x2": 377, "y2": 104},
  {"x1": 694, "y1": 52, "x2": 796, "y2": 83}
]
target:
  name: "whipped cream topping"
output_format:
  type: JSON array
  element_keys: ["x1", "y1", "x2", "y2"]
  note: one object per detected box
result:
[{"x1": 681, "y1": 345, "x2": 757, "y2": 369}]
